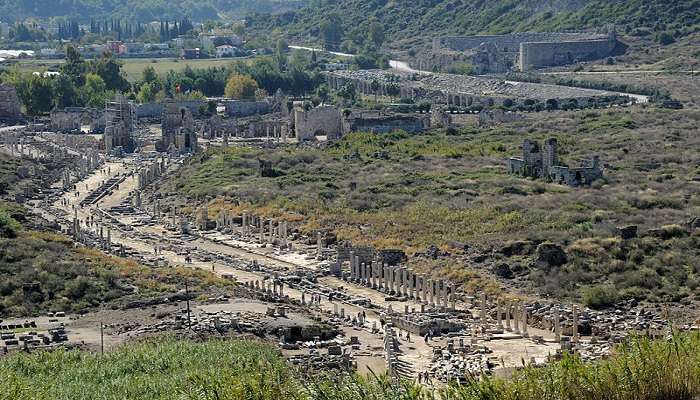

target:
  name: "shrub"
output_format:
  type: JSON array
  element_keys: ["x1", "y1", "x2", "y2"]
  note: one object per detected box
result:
[{"x1": 581, "y1": 284, "x2": 619, "y2": 309}]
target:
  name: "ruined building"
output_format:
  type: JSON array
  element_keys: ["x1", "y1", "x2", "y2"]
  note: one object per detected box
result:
[
  {"x1": 427, "y1": 29, "x2": 619, "y2": 73},
  {"x1": 104, "y1": 94, "x2": 137, "y2": 154},
  {"x1": 0, "y1": 84, "x2": 21, "y2": 120},
  {"x1": 51, "y1": 107, "x2": 104, "y2": 133},
  {"x1": 507, "y1": 138, "x2": 602, "y2": 187},
  {"x1": 160, "y1": 101, "x2": 197, "y2": 154}
]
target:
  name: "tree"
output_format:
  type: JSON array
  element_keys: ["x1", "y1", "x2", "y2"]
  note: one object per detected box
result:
[
  {"x1": 90, "y1": 52, "x2": 129, "y2": 92},
  {"x1": 81, "y1": 73, "x2": 109, "y2": 108},
  {"x1": 141, "y1": 66, "x2": 162, "y2": 92},
  {"x1": 275, "y1": 38, "x2": 288, "y2": 70},
  {"x1": 60, "y1": 45, "x2": 86, "y2": 86},
  {"x1": 337, "y1": 82, "x2": 356, "y2": 103},
  {"x1": 370, "y1": 79, "x2": 380, "y2": 102},
  {"x1": 19, "y1": 74, "x2": 53, "y2": 115},
  {"x1": 224, "y1": 74, "x2": 259, "y2": 99},
  {"x1": 137, "y1": 83, "x2": 156, "y2": 103},
  {"x1": 319, "y1": 13, "x2": 343, "y2": 50},
  {"x1": 52, "y1": 74, "x2": 78, "y2": 108},
  {"x1": 368, "y1": 19, "x2": 385, "y2": 48},
  {"x1": 655, "y1": 31, "x2": 675, "y2": 45}
]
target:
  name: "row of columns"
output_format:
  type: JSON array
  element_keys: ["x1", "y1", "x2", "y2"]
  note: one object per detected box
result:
[
  {"x1": 245, "y1": 279, "x2": 285, "y2": 298},
  {"x1": 345, "y1": 252, "x2": 454, "y2": 309}
]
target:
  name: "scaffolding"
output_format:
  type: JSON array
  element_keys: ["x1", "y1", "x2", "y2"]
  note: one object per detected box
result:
[{"x1": 104, "y1": 94, "x2": 137, "y2": 154}]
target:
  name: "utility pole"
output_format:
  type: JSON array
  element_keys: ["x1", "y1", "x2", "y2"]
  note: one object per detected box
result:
[{"x1": 185, "y1": 280, "x2": 191, "y2": 330}]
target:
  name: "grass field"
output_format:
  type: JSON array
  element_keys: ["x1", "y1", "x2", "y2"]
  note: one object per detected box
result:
[
  {"x1": 7, "y1": 57, "x2": 244, "y2": 81},
  {"x1": 1, "y1": 333, "x2": 699, "y2": 400}
]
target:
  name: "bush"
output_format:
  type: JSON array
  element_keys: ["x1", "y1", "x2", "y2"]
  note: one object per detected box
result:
[
  {"x1": 655, "y1": 31, "x2": 675, "y2": 45},
  {"x1": 581, "y1": 284, "x2": 619, "y2": 309},
  {"x1": 0, "y1": 209, "x2": 20, "y2": 238}
]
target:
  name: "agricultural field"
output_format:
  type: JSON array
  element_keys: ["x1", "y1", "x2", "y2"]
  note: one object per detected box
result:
[{"x1": 6, "y1": 57, "x2": 246, "y2": 81}]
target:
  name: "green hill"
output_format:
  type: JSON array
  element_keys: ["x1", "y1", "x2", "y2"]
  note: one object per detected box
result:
[
  {"x1": 0, "y1": 0, "x2": 307, "y2": 23},
  {"x1": 247, "y1": 0, "x2": 700, "y2": 49}
]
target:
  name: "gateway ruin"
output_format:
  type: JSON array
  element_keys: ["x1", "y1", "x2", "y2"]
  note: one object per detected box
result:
[{"x1": 508, "y1": 138, "x2": 603, "y2": 186}]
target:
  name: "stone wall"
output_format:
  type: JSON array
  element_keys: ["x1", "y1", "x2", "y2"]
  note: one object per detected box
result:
[
  {"x1": 433, "y1": 32, "x2": 606, "y2": 53},
  {"x1": 519, "y1": 38, "x2": 616, "y2": 70},
  {"x1": 342, "y1": 111, "x2": 428, "y2": 135},
  {"x1": 294, "y1": 105, "x2": 342, "y2": 141},
  {"x1": 430, "y1": 31, "x2": 617, "y2": 73},
  {"x1": 221, "y1": 100, "x2": 270, "y2": 118},
  {"x1": 136, "y1": 100, "x2": 206, "y2": 119},
  {"x1": 0, "y1": 84, "x2": 21, "y2": 120}
]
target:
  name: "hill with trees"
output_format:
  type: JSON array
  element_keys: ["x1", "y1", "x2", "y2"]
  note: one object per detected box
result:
[
  {"x1": 246, "y1": 0, "x2": 700, "y2": 50},
  {"x1": 0, "y1": 0, "x2": 307, "y2": 23}
]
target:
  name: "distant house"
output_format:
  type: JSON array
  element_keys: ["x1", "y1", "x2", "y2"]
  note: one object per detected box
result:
[
  {"x1": 145, "y1": 43, "x2": 169, "y2": 51},
  {"x1": 181, "y1": 48, "x2": 201, "y2": 59},
  {"x1": 124, "y1": 42, "x2": 145, "y2": 54},
  {"x1": 107, "y1": 41, "x2": 125, "y2": 54},
  {"x1": 215, "y1": 45, "x2": 236, "y2": 58}
]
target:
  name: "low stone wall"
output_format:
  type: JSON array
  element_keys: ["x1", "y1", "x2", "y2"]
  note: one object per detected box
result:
[
  {"x1": 221, "y1": 100, "x2": 270, "y2": 117},
  {"x1": 136, "y1": 101, "x2": 206, "y2": 119}
]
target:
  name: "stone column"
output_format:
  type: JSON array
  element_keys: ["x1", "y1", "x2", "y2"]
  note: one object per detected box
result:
[
  {"x1": 496, "y1": 299, "x2": 502, "y2": 327},
  {"x1": 554, "y1": 311, "x2": 561, "y2": 342},
  {"x1": 370, "y1": 261, "x2": 377, "y2": 288},
  {"x1": 349, "y1": 251, "x2": 355, "y2": 280},
  {"x1": 442, "y1": 282, "x2": 449, "y2": 309},
  {"x1": 378, "y1": 262, "x2": 385, "y2": 290},
  {"x1": 513, "y1": 303, "x2": 520, "y2": 334},
  {"x1": 421, "y1": 275, "x2": 428, "y2": 304},
  {"x1": 521, "y1": 304, "x2": 529, "y2": 338},
  {"x1": 428, "y1": 280, "x2": 435, "y2": 306},
  {"x1": 480, "y1": 293, "x2": 487, "y2": 326},
  {"x1": 408, "y1": 272, "x2": 414, "y2": 299},
  {"x1": 316, "y1": 232, "x2": 323, "y2": 257},
  {"x1": 505, "y1": 302, "x2": 511, "y2": 331},
  {"x1": 572, "y1": 305, "x2": 579, "y2": 344}
]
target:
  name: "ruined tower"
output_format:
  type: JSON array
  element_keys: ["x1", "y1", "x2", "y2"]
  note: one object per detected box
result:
[
  {"x1": 104, "y1": 94, "x2": 136, "y2": 154},
  {"x1": 0, "y1": 84, "x2": 22, "y2": 120},
  {"x1": 160, "y1": 101, "x2": 197, "y2": 154},
  {"x1": 543, "y1": 138, "x2": 557, "y2": 177}
]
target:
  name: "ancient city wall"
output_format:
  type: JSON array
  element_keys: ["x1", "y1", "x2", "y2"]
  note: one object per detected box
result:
[
  {"x1": 519, "y1": 39, "x2": 616, "y2": 71},
  {"x1": 434, "y1": 32, "x2": 606, "y2": 52}
]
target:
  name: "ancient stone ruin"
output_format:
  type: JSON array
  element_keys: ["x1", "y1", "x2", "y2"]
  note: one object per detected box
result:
[
  {"x1": 104, "y1": 94, "x2": 137, "y2": 155},
  {"x1": 160, "y1": 101, "x2": 197, "y2": 154},
  {"x1": 507, "y1": 138, "x2": 602, "y2": 187},
  {"x1": 0, "y1": 84, "x2": 22, "y2": 121},
  {"x1": 428, "y1": 28, "x2": 620, "y2": 73},
  {"x1": 50, "y1": 107, "x2": 104, "y2": 133}
]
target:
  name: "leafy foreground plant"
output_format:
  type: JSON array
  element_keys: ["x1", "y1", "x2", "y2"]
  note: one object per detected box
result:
[{"x1": 1, "y1": 333, "x2": 699, "y2": 400}]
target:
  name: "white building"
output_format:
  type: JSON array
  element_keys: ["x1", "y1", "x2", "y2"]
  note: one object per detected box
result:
[{"x1": 215, "y1": 45, "x2": 236, "y2": 58}]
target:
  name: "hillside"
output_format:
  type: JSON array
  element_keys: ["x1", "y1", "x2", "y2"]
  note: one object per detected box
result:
[
  {"x1": 0, "y1": 0, "x2": 307, "y2": 23},
  {"x1": 247, "y1": 0, "x2": 700, "y2": 50},
  {"x1": 157, "y1": 105, "x2": 700, "y2": 306}
]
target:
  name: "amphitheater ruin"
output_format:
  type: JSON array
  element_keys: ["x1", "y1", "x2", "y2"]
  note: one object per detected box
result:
[{"x1": 424, "y1": 29, "x2": 620, "y2": 73}]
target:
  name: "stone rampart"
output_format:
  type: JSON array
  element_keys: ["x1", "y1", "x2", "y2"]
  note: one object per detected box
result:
[{"x1": 519, "y1": 39, "x2": 616, "y2": 70}]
